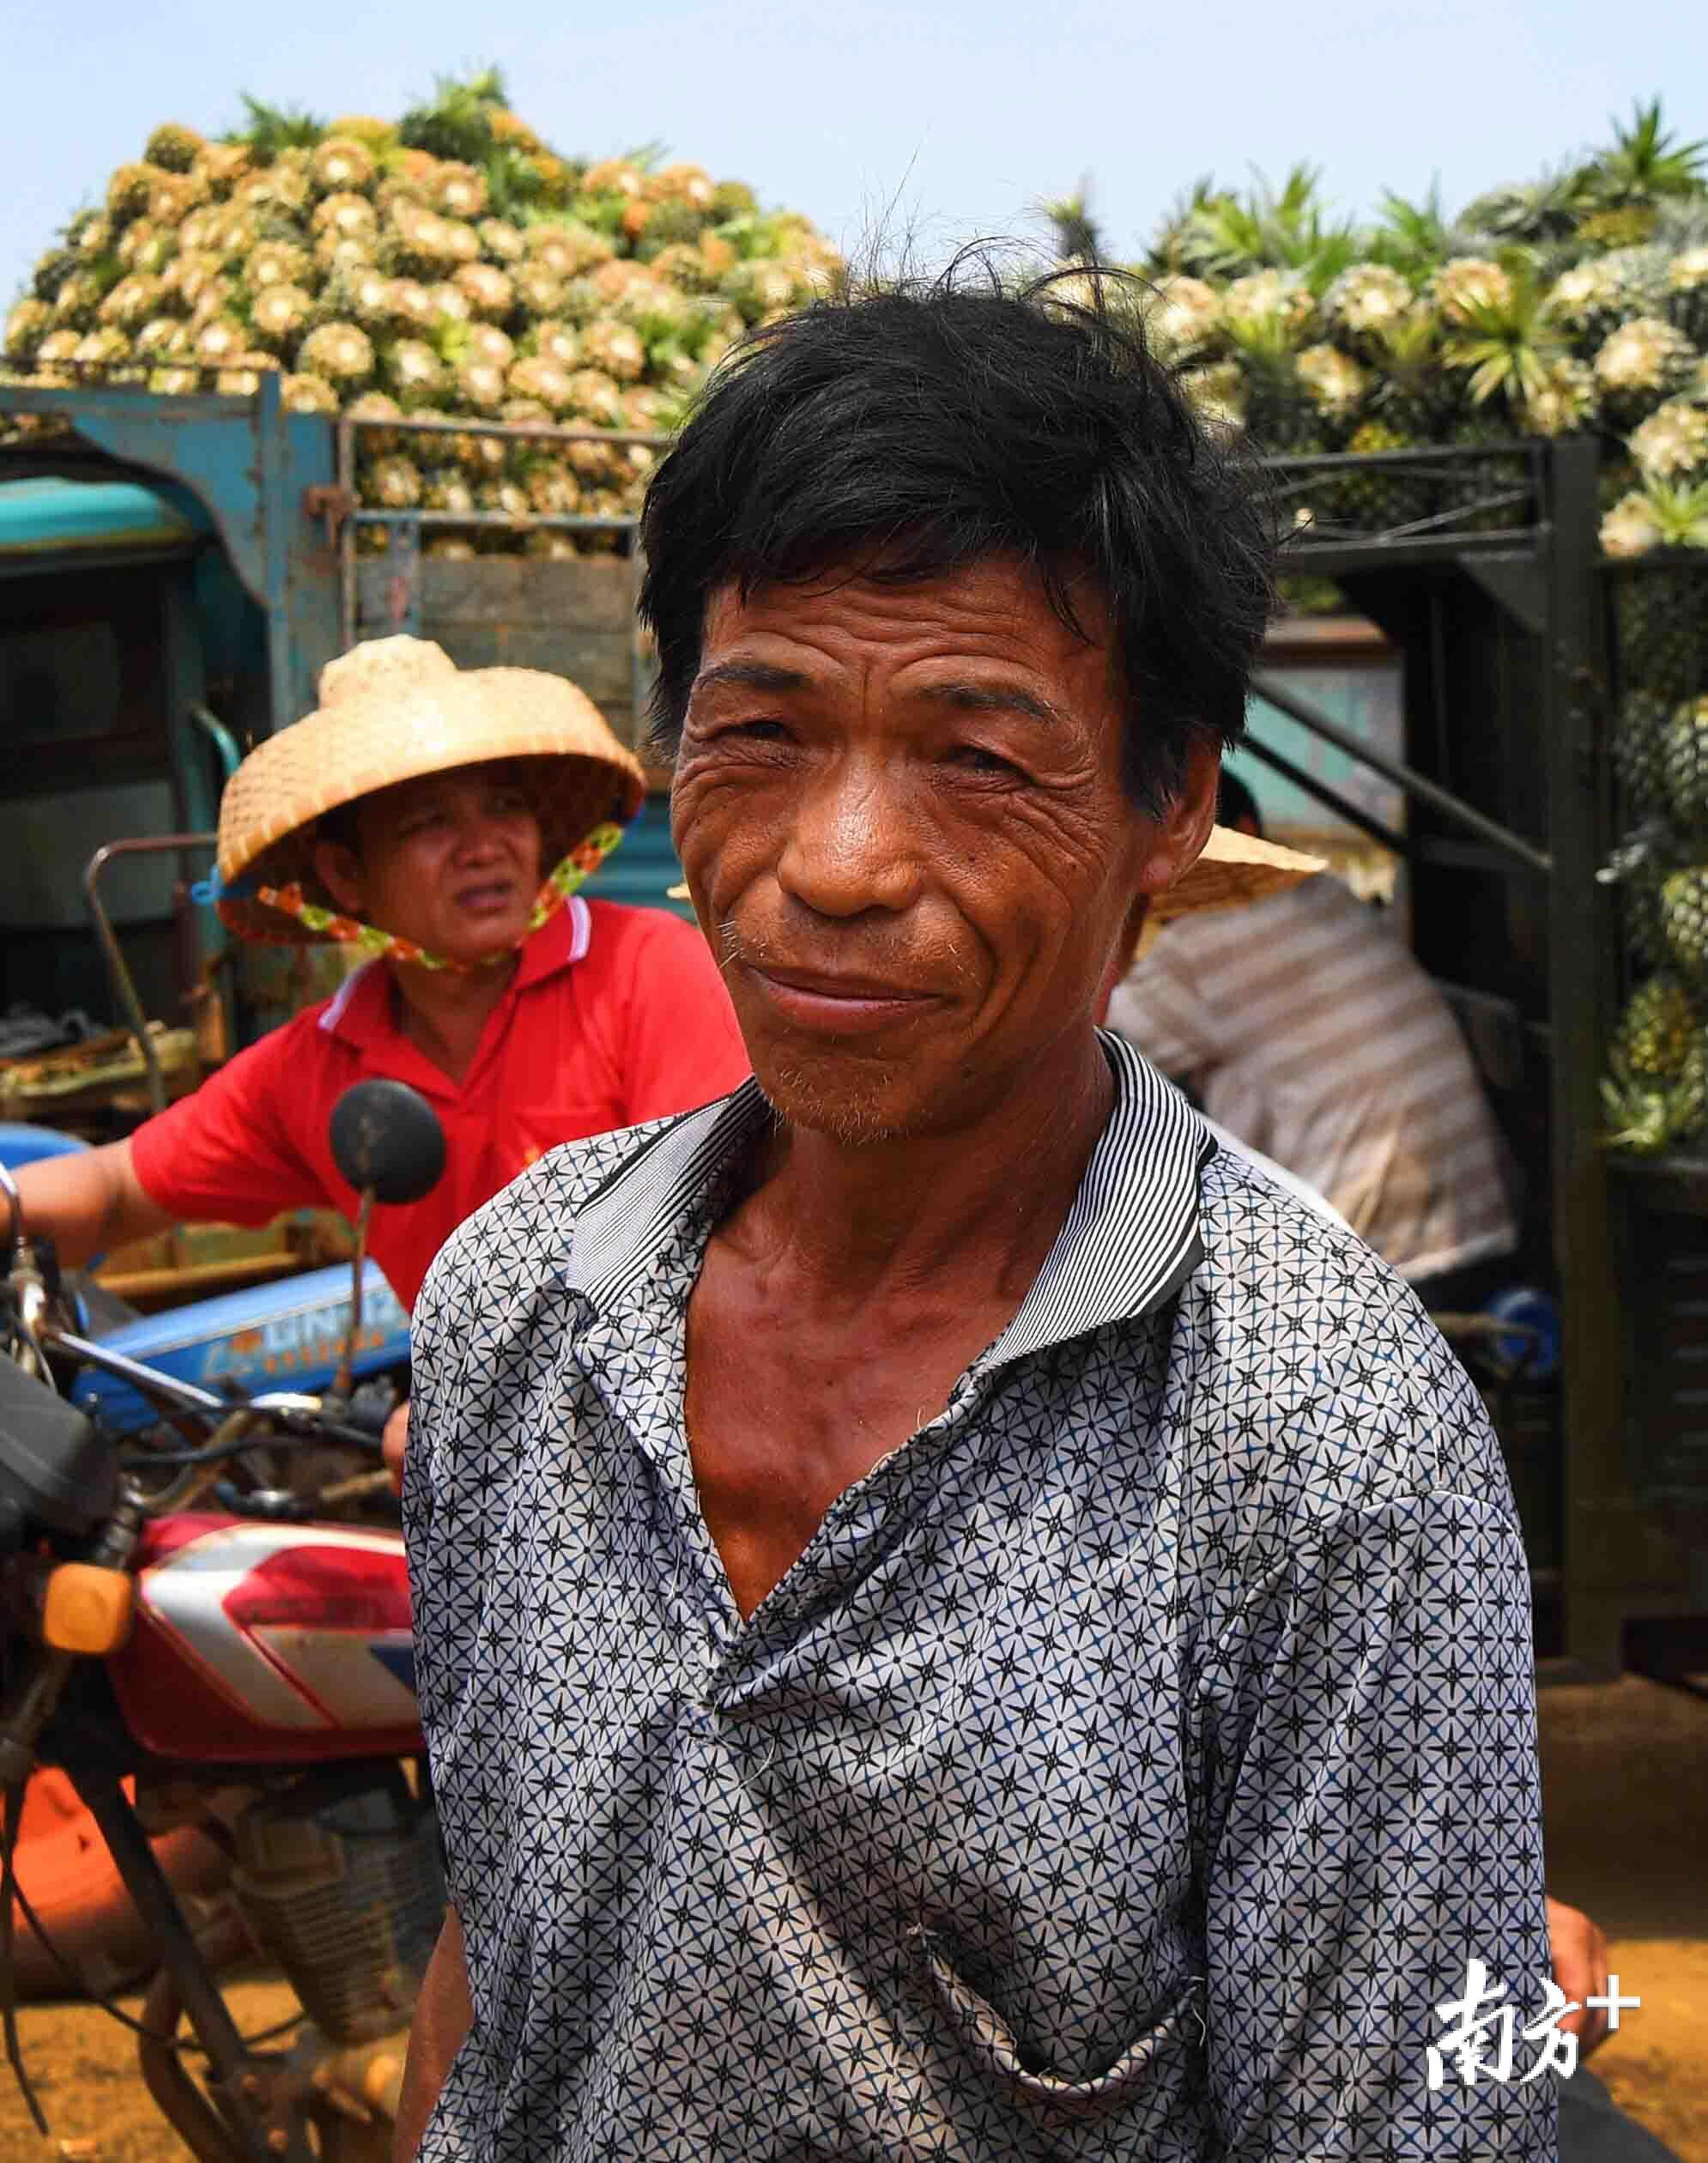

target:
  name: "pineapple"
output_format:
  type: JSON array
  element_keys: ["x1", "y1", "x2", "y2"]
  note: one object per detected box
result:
[
  {"x1": 282, "y1": 372, "x2": 339, "y2": 415},
  {"x1": 566, "y1": 367, "x2": 624, "y2": 427},
  {"x1": 311, "y1": 138, "x2": 378, "y2": 196},
  {"x1": 524, "y1": 530, "x2": 581, "y2": 560},
  {"x1": 3, "y1": 297, "x2": 52, "y2": 360},
  {"x1": 73, "y1": 326, "x2": 135, "y2": 375},
  {"x1": 421, "y1": 468, "x2": 475, "y2": 514},
  {"x1": 1607, "y1": 489, "x2": 1708, "y2": 701},
  {"x1": 1602, "y1": 1039, "x2": 1708, "y2": 1153},
  {"x1": 193, "y1": 317, "x2": 248, "y2": 369},
  {"x1": 1224, "y1": 315, "x2": 1322, "y2": 457},
  {"x1": 1295, "y1": 342, "x2": 1367, "y2": 433},
  {"x1": 464, "y1": 323, "x2": 516, "y2": 371},
  {"x1": 431, "y1": 164, "x2": 488, "y2": 220},
  {"x1": 1594, "y1": 318, "x2": 1699, "y2": 426},
  {"x1": 216, "y1": 355, "x2": 279, "y2": 397},
  {"x1": 522, "y1": 457, "x2": 581, "y2": 516},
  {"x1": 439, "y1": 220, "x2": 482, "y2": 267},
  {"x1": 145, "y1": 123, "x2": 204, "y2": 174},
  {"x1": 1601, "y1": 489, "x2": 1664, "y2": 557},
  {"x1": 245, "y1": 239, "x2": 313, "y2": 292},
  {"x1": 315, "y1": 230, "x2": 373, "y2": 281},
  {"x1": 106, "y1": 162, "x2": 165, "y2": 226},
  {"x1": 383, "y1": 279, "x2": 437, "y2": 334},
  {"x1": 426, "y1": 536, "x2": 480, "y2": 560},
  {"x1": 384, "y1": 337, "x2": 445, "y2": 405},
  {"x1": 1321, "y1": 262, "x2": 1414, "y2": 350},
  {"x1": 97, "y1": 274, "x2": 162, "y2": 331},
  {"x1": 192, "y1": 142, "x2": 252, "y2": 195},
  {"x1": 1547, "y1": 245, "x2": 1669, "y2": 355},
  {"x1": 333, "y1": 265, "x2": 394, "y2": 336},
  {"x1": 312, "y1": 191, "x2": 378, "y2": 241},
  {"x1": 348, "y1": 389, "x2": 404, "y2": 455},
  {"x1": 1365, "y1": 304, "x2": 1462, "y2": 440},
  {"x1": 1430, "y1": 258, "x2": 1513, "y2": 325},
  {"x1": 507, "y1": 354, "x2": 574, "y2": 412},
  {"x1": 32, "y1": 328, "x2": 83, "y2": 383},
  {"x1": 1613, "y1": 974, "x2": 1702, "y2": 1077},
  {"x1": 478, "y1": 218, "x2": 526, "y2": 264},
  {"x1": 148, "y1": 171, "x2": 208, "y2": 227},
  {"x1": 513, "y1": 265, "x2": 566, "y2": 319},
  {"x1": 452, "y1": 355, "x2": 508, "y2": 413},
  {"x1": 1661, "y1": 695, "x2": 1708, "y2": 825},
  {"x1": 722, "y1": 258, "x2": 800, "y2": 325},
  {"x1": 428, "y1": 282, "x2": 474, "y2": 328},
  {"x1": 581, "y1": 318, "x2": 647, "y2": 384},
  {"x1": 1665, "y1": 246, "x2": 1708, "y2": 348},
  {"x1": 1518, "y1": 357, "x2": 1599, "y2": 438},
  {"x1": 1614, "y1": 690, "x2": 1675, "y2": 814},
  {"x1": 455, "y1": 263, "x2": 515, "y2": 322},
  {"x1": 247, "y1": 284, "x2": 315, "y2": 353},
  {"x1": 368, "y1": 454, "x2": 424, "y2": 508},
  {"x1": 1629, "y1": 397, "x2": 1708, "y2": 484},
  {"x1": 1661, "y1": 865, "x2": 1708, "y2": 977},
  {"x1": 52, "y1": 272, "x2": 108, "y2": 331}
]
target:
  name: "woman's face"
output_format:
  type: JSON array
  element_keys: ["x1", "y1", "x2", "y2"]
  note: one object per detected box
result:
[{"x1": 314, "y1": 760, "x2": 544, "y2": 966}]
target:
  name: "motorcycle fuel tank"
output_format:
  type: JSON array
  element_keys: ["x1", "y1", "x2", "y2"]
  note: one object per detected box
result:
[
  {"x1": 71, "y1": 1263, "x2": 411, "y2": 1433},
  {"x1": 106, "y1": 1517, "x2": 423, "y2": 1764}
]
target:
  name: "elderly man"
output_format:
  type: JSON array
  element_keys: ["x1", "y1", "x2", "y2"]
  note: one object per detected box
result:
[{"x1": 397, "y1": 274, "x2": 1554, "y2": 2160}]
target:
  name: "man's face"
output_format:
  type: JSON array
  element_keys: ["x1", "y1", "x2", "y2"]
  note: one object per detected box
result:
[
  {"x1": 314, "y1": 760, "x2": 544, "y2": 967},
  {"x1": 672, "y1": 557, "x2": 1213, "y2": 1142}
]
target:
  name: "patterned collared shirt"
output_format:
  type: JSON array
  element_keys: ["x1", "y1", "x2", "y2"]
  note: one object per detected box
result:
[{"x1": 406, "y1": 1035, "x2": 1554, "y2": 2161}]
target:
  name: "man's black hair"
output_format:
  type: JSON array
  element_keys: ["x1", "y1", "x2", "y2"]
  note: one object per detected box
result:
[
  {"x1": 638, "y1": 258, "x2": 1278, "y2": 814},
  {"x1": 1216, "y1": 768, "x2": 1263, "y2": 836}
]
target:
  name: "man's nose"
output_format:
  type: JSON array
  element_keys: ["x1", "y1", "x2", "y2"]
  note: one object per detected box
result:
[{"x1": 775, "y1": 759, "x2": 923, "y2": 918}]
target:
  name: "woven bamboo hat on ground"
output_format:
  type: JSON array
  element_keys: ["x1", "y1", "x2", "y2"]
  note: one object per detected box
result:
[
  {"x1": 215, "y1": 636, "x2": 646, "y2": 948},
  {"x1": 667, "y1": 824, "x2": 1323, "y2": 915}
]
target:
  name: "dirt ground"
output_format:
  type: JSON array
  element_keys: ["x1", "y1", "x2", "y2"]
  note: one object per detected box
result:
[{"x1": 0, "y1": 1675, "x2": 1704, "y2": 2160}]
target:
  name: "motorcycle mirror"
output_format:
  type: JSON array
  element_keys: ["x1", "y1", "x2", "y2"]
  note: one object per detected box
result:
[
  {"x1": 329, "y1": 1081, "x2": 445, "y2": 1207},
  {"x1": 326, "y1": 1081, "x2": 445, "y2": 1400}
]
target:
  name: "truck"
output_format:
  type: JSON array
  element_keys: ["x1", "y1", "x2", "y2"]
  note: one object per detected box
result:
[{"x1": 1, "y1": 379, "x2": 1704, "y2": 1681}]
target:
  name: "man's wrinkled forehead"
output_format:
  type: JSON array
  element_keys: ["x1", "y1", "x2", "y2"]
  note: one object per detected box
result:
[{"x1": 690, "y1": 558, "x2": 1120, "y2": 701}]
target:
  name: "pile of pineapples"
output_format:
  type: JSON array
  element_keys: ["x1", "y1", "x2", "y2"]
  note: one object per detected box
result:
[
  {"x1": 1039, "y1": 103, "x2": 1708, "y2": 558},
  {"x1": 0, "y1": 73, "x2": 839, "y2": 556},
  {"x1": 1602, "y1": 688, "x2": 1708, "y2": 1154},
  {"x1": 1046, "y1": 106, "x2": 1708, "y2": 1154}
]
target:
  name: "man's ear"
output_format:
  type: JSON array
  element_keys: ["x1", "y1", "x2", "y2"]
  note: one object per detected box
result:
[
  {"x1": 1130, "y1": 738, "x2": 1220, "y2": 899},
  {"x1": 311, "y1": 839, "x2": 366, "y2": 918}
]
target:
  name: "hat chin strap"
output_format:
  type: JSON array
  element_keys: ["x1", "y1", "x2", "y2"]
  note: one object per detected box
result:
[{"x1": 255, "y1": 819, "x2": 629, "y2": 973}]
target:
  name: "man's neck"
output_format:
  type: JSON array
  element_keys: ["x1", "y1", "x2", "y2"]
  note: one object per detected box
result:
[
  {"x1": 736, "y1": 1033, "x2": 1116, "y2": 1318},
  {"x1": 391, "y1": 952, "x2": 521, "y2": 1084}
]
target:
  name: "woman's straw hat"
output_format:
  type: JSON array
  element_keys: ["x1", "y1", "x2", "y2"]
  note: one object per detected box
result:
[
  {"x1": 665, "y1": 823, "x2": 1323, "y2": 916},
  {"x1": 1145, "y1": 822, "x2": 1323, "y2": 924},
  {"x1": 215, "y1": 637, "x2": 645, "y2": 943}
]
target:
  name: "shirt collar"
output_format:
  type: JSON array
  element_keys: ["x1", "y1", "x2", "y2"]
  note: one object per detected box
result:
[
  {"x1": 566, "y1": 1031, "x2": 1213, "y2": 1362},
  {"x1": 318, "y1": 894, "x2": 591, "y2": 1051}
]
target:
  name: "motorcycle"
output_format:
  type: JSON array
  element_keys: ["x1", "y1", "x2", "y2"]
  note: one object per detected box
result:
[{"x1": 0, "y1": 1080, "x2": 447, "y2": 2162}]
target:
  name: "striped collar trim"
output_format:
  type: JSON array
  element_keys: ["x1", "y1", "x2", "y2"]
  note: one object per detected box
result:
[{"x1": 565, "y1": 1032, "x2": 1212, "y2": 1358}]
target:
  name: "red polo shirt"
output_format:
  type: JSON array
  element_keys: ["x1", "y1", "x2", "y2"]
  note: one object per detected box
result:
[{"x1": 130, "y1": 898, "x2": 750, "y2": 1312}]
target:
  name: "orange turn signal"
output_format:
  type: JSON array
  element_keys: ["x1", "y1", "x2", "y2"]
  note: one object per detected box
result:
[{"x1": 39, "y1": 1565, "x2": 135, "y2": 1656}]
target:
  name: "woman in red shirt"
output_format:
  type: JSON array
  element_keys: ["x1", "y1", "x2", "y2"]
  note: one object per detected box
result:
[{"x1": 15, "y1": 635, "x2": 750, "y2": 1466}]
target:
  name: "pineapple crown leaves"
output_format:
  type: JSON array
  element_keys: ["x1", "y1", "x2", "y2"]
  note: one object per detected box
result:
[
  {"x1": 1162, "y1": 164, "x2": 1361, "y2": 292},
  {"x1": 1365, "y1": 185, "x2": 1451, "y2": 283},
  {"x1": 225, "y1": 94, "x2": 326, "y2": 164},
  {"x1": 1443, "y1": 270, "x2": 1569, "y2": 409},
  {"x1": 1039, "y1": 180, "x2": 1106, "y2": 267},
  {"x1": 1590, "y1": 100, "x2": 1708, "y2": 209}
]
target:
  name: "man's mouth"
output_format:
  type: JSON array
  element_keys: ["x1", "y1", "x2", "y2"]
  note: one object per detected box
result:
[{"x1": 744, "y1": 961, "x2": 942, "y2": 1033}]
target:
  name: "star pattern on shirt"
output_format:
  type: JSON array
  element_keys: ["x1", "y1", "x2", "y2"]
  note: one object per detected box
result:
[{"x1": 404, "y1": 1039, "x2": 1555, "y2": 2160}]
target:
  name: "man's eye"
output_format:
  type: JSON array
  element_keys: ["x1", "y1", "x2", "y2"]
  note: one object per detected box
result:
[
  {"x1": 948, "y1": 744, "x2": 1021, "y2": 778},
  {"x1": 724, "y1": 718, "x2": 791, "y2": 743}
]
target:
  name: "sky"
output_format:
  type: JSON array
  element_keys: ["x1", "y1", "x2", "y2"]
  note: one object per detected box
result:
[{"x1": 5, "y1": 0, "x2": 1706, "y2": 301}]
